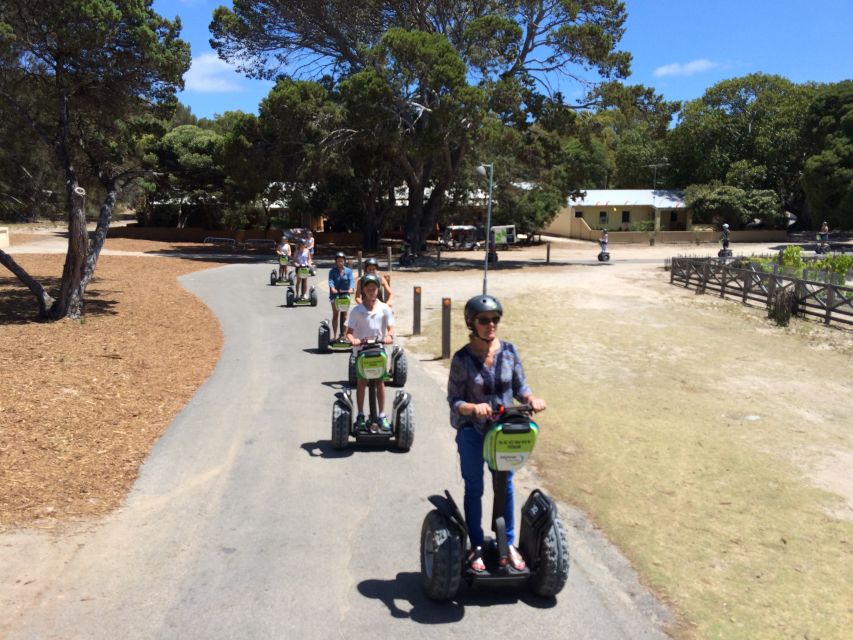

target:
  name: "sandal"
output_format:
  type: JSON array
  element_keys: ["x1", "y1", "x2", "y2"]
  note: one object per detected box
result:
[
  {"x1": 467, "y1": 546, "x2": 486, "y2": 572},
  {"x1": 507, "y1": 545, "x2": 526, "y2": 571}
]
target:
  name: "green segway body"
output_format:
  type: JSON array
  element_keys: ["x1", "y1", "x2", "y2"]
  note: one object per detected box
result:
[
  {"x1": 296, "y1": 266, "x2": 312, "y2": 279},
  {"x1": 483, "y1": 417, "x2": 538, "y2": 472},
  {"x1": 334, "y1": 295, "x2": 352, "y2": 312},
  {"x1": 356, "y1": 346, "x2": 388, "y2": 380}
]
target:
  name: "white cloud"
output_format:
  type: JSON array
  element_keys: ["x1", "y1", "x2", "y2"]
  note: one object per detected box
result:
[
  {"x1": 184, "y1": 52, "x2": 242, "y2": 93},
  {"x1": 653, "y1": 59, "x2": 718, "y2": 78}
]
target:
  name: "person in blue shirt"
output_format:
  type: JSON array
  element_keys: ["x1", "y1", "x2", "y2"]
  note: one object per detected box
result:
[
  {"x1": 447, "y1": 294, "x2": 546, "y2": 573},
  {"x1": 328, "y1": 251, "x2": 355, "y2": 341}
]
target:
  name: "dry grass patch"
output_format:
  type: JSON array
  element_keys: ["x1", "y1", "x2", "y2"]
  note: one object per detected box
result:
[{"x1": 0, "y1": 254, "x2": 221, "y2": 530}]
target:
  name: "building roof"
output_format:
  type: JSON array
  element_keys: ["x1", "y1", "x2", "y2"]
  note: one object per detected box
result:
[{"x1": 569, "y1": 189, "x2": 685, "y2": 208}]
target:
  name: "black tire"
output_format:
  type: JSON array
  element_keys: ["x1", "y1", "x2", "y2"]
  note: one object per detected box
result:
[
  {"x1": 395, "y1": 402, "x2": 414, "y2": 451},
  {"x1": 331, "y1": 402, "x2": 350, "y2": 449},
  {"x1": 309, "y1": 289, "x2": 318, "y2": 307},
  {"x1": 318, "y1": 324, "x2": 330, "y2": 352},
  {"x1": 270, "y1": 270, "x2": 277, "y2": 286},
  {"x1": 348, "y1": 352, "x2": 357, "y2": 387},
  {"x1": 391, "y1": 349, "x2": 408, "y2": 387},
  {"x1": 287, "y1": 271, "x2": 296, "y2": 286},
  {"x1": 529, "y1": 518, "x2": 570, "y2": 597},
  {"x1": 420, "y1": 510, "x2": 463, "y2": 600},
  {"x1": 286, "y1": 289, "x2": 295, "y2": 307}
]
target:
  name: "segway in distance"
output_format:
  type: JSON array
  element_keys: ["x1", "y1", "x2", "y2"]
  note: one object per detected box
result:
[
  {"x1": 717, "y1": 224, "x2": 733, "y2": 258},
  {"x1": 332, "y1": 337, "x2": 413, "y2": 451},
  {"x1": 319, "y1": 293, "x2": 354, "y2": 353},
  {"x1": 420, "y1": 404, "x2": 569, "y2": 599},
  {"x1": 270, "y1": 263, "x2": 296, "y2": 287},
  {"x1": 597, "y1": 239, "x2": 610, "y2": 262},
  {"x1": 286, "y1": 265, "x2": 318, "y2": 307}
]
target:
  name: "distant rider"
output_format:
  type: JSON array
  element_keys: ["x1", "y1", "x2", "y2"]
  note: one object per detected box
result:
[
  {"x1": 355, "y1": 257, "x2": 394, "y2": 307},
  {"x1": 275, "y1": 234, "x2": 291, "y2": 282},
  {"x1": 328, "y1": 252, "x2": 355, "y2": 341},
  {"x1": 293, "y1": 239, "x2": 312, "y2": 299}
]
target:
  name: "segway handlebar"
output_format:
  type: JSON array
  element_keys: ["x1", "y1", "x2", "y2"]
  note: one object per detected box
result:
[
  {"x1": 490, "y1": 403, "x2": 536, "y2": 420},
  {"x1": 359, "y1": 335, "x2": 392, "y2": 346}
]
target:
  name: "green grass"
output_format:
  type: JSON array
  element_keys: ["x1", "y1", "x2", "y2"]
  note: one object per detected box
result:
[{"x1": 417, "y1": 289, "x2": 853, "y2": 639}]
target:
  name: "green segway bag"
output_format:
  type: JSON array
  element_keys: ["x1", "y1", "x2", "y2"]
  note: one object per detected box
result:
[
  {"x1": 483, "y1": 419, "x2": 539, "y2": 472},
  {"x1": 335, "y1": 295, "x2": 352, "y2": 312},
  {"x1": 297, "y1": 266, "x2": 312, "y2": 278},
  {"x1": 356, "y1": 347, "x2": 388, "y2": 380}
]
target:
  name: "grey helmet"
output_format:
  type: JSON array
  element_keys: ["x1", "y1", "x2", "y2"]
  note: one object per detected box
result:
[
  {"x1": 365, "y1": 257, "x2": 379, "y2": 269},
  {"x1": 360, "y1": 273, "x2": 381, "y2": 289},
  {"x1": 464, "y1": 294, "x2": 503, "y2": 330}
]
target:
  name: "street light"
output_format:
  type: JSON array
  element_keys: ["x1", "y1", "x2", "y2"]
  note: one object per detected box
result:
[
  {"x1": 643, "y1": 159, "x2": 668, "y2": 232},
  {"x1": 475, "y1": 163, "x2": 494, "y2": 295}
]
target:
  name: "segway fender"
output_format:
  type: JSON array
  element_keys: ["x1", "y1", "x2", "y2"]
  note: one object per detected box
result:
[
  {"x1": 428, "y1": 491, "x2": 468, "y2": 536},
  {"x1": 392, "y1": 389, "x2": 411, "y2": 413},
  {"x1": 518, "y1": 489, "x2": 558, "y2": 569},
  {"x1": 334, "y1": 390, "x2": 353, "y2": 412}
]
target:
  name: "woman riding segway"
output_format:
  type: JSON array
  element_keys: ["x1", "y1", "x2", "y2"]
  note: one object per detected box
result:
[
  {"x1": 328, "y1": 252, "x2": 355, "y2": 341},
  {"x1": 355, "y1": 257, "x2": 394, "y2": 307},
  {"x1": 447, "y1": 294, "x2": 546, "y2": 573}
]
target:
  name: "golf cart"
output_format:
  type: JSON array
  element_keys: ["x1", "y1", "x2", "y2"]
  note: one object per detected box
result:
[
  {"x1": 420, "y1": 404, "x2": 569, "y2": 599},
  {"x1": 332, "y1": 338, "x2": 414, "y2": 451},
  {"x1": 440, "y1": 225, "x2": 481, "y2": 251}
]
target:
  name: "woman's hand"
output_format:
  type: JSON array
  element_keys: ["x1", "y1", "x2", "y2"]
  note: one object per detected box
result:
[
  {"x1": 383, "y1": 335, "x2": 393, "y2": 345},
  {"x1": 528, "y1": 396, "x2": 546, "y2": 412},
  {"x1": 469, "y1": 403, "x2": 492, "y2": 418}
]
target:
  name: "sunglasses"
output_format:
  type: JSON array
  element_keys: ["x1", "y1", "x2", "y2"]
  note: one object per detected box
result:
[{"x1": 476, "y1": 315, "x2": 501, "y2": 326}]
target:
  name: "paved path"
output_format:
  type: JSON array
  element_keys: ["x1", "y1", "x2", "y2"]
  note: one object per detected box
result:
[{"x1": 1, "y1": 263, "x2": 670, "y2": 639}]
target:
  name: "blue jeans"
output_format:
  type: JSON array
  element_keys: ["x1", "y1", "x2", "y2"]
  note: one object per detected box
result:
[{"x1": 456, "y1": 427, "x2": 515, "y2": 547}]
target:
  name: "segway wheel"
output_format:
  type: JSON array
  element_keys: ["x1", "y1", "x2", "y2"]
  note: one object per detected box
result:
[
  {"x1": 348, "y1": 352, "x2": 357, "y2": 387},
  {"x1": 395, "y1": 401, "x2": 414, "y2": 451},
  {"x1": 270, "y1": 270, "x2": 277, "y2": 286},
  {"x1": 331, "y1": 402, "x2": 351, "y2": 450},
  {"x1": 420, "y1": 510, "x2": 463, "y2": 600},
  {"x1": 529, "y1": 517, "x2": 570, "y2": 597},
  {"x1": 309, "y1": 289, "x2": 318, "y2": 307},
  {"x1": 318, "y1": 323, "x2": 330, "y2": 352},
  {"x1": 287, "y1": 271, "x2": 296, "y2": 286},
  {"x1": 391, "y1": 349, "x2": 408, "y2": 387},
  {"x1": 286, "y1": 288, "x2": 295, "y2": 307}
]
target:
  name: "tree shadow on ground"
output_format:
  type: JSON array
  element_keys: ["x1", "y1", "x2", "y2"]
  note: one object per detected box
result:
[
  {"x1": 0, "y1": 275, "x2": 119, "y2": 325},
  {"x1": 357, "y1": 571, "x2": 556, "y2": 623}
]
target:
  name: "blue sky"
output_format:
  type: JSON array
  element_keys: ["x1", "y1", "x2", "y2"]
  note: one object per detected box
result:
[{"x1": 153, "y1": 0, "x2": 853, "y2": 120}]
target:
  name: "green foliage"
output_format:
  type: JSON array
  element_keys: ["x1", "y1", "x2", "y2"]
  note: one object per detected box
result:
[
  {"x1": 814, "y1": 254, "x2": 853, "y2": 276},
  {"x1": 801, "y1": 80, "x2": 853, "y2": 229},
  {"x1": 628, "y1": 220, "x2": 655, "y2": 231},
  {"x1": 768, "y1": 288, "x2": 797, "y2": 326},
  {"x1": 684, "y1": 183, "x2": 783, "y2": 227},
  {"x1": 779, "y1": 245, "x2": 805, "y2": 270}
]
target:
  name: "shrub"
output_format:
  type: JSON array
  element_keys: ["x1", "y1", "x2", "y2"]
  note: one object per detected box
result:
[{"x1": 768, "y1": 288, "x2": 797, "y2": 326}]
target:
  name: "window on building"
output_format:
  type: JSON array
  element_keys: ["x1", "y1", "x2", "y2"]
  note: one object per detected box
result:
[
  {"x1": 670, "y1": 211, "x2": 678, "y2": 223},
  {"x1": 622, "y1": 211, "x2": 630, "y2": 224},
  {"x1": 599, "y1": 211, "x2": 608, "y2": 226},
  {"x1": 574, "y1": 210, "x2": 584, "y2": 218}
]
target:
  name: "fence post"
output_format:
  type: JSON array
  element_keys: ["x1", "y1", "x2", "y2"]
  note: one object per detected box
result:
[
  {"x1": 437, "y1": 244, "x2": 441, "y2": 265},
  {"x1": 413, "y1": 286, "x2": 422, "y2": 335},
  {"x1": 670, "y1": 258, "x2": 676, "y2": 284},
  {"x1": 825, "y1": 285, "x2": 835, "y2": 325},
  {"x1": 546, "y1": 242, "x2": 551, "y2": 264},
  {"x1": 767, "y1": 273, "x2": 777, "y2": 308},
  {"x1": 699, "y1": 261, "x2": 710, "y2": 294},
  {"x1": 441, "y1": 297, "x2": 451, "y2": 359},
  {"x1": 742, "y1": 265, "x2": 752, "y2": 304},
  {"x1": 357, "y1": 250, "x2": 363, "y2": 277},
  {"x1": 387, "y1": 246, "x2": 393, "y2": 272},
  {"x1": 720, "y1": 262, "x2": 728, "y2": 298}
]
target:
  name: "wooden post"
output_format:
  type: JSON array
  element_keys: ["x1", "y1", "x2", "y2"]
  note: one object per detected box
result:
[
  {"x1": 387, "y1": 246, "x2": 393, "y2": 272},
  {"x1": 670, "y1": 258, "x2": 676, "y2": 284},
  {"x1": 437, "y1": 244, "x2": 441, "y2": 265},
  {"x1": 825, "y1": 285, "x2": 835, "y2": 325},
  {"x1": 743, "y1": 265, "x2": 753, "y2": 304},
  {"x1": 546, "y1": 242, "x2": 551, "y2": 264},
  {"x1": 357, "y1": 250, "x2": 363, "y2": 277},
  {"x1": 441, "y1": 297, "x2": 451, "y2": 359},
  {"x1": 413, "y1": 286, "x2": 422, "y2": 335},
  {"x1": 720, "y1": 262, "x2": 728, "y2": 298},
  {"x1": 700, "y1": 261, "x2": 710, "y2": 294}
]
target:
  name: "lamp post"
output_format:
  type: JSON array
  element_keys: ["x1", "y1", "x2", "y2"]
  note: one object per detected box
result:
[
  {"x1": 643, "y1": 159, "x2": 668, "y2": 232},
  {"x1": 476, "y1": 163, "x2": 494, "y2": 295}
]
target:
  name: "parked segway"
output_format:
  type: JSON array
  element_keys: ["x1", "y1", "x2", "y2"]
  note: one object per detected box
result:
[
  {"x1": 347, "y1": 342, "x2": 407, "y2": 387},
  {"x1": 420, "y1": 404, "x2": 570, "y2": 600},
  {"x1": 331, "y1": 337, "x2": 413, "y2": 451},
  {"x1": 319, "y1": 293, "x2": 354, "y2": 353},
  {"x1": 286, "y1": 265, "x2": 317, "y2": 307}
]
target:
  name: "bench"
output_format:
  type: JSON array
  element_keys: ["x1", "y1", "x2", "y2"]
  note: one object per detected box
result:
[
  {"x1": 243, "y1": 238, "x2": 276, "y2": 251},
  {"x1": 203, "y1": 236, "x2": 237, "y2": 249}
]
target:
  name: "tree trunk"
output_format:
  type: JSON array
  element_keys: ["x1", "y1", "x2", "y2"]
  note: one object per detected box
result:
[
  {"x1": 0, "y1": 250, "x2": 55, "y2": 317},
  {"x1": 81, "y1": 181, "x2": 118, "y2": 291},
  {"x1": 50, "y1": 182, "x2": 87, "y2": 319}
]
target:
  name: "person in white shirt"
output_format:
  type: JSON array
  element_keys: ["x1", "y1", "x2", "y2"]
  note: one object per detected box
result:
[
  {"x1": 275, "y1": 235, "x2": 291, "y2": 281},
  {"x1": 293, "y1": 239, "x2": 312, "y2": 299},
  {"x1": 346, "y1": 274, "x2": 395, "y2": 431}
]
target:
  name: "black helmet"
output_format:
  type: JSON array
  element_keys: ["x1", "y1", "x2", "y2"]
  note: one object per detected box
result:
[
  {"x1": 365, "y1": 257, "x2": 378, "y2": 268},
  {"x1": 464, "y1": 294, "x2": 502, "y2": 329},
  {"x1": 335, "y1": 251, "x2": 346, "y2": 260},
  {"x1": 361, "y1": 273, "x2": 381, "y2": 289}
]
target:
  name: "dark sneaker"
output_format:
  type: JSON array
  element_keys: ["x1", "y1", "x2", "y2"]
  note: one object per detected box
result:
[
  {"x1": 355, "y1": 415, "x2": 367, "y2": 432},
  {"x1": 379, "y1": 416, "x2": 392, "y2": 433}
]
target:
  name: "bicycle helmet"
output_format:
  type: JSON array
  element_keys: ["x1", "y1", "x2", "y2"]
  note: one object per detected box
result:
[
  {"x1": 365, "y1": 257, "x2": 379, "y2": 269},
  {"x1": 361, "y1": 273, "x2": 382, "y2": 289},
  {"x1": 722, "y1": 223, "x2": 729, "y2": 229},
  {"x1": 464, "y1": 295, "x2": 503, "y2": 330},
  {"x1": 335, "y1": 251, "x2": 346, "y2": 260}
]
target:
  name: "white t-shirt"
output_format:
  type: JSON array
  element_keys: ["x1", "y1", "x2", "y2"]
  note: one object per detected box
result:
[{"x1": 346, "y1": 301, "x2": 394, "y2": 352}]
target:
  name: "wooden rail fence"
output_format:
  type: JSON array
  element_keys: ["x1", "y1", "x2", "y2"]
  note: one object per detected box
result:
[{"x1": 669, "y1": 257, "x2": 853, "y2": 327}]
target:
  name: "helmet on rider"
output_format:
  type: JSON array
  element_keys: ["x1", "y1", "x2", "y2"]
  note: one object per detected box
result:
[
  {"x1": 722, "y1": 223, "x2": 729, "y2": 229},
  {"x1": 365, "y1": 257, "x2": 379, "y2": 270},
  {"x1": 361, "y1": 273, "x2": 382, "y2": 289},
  {"x1": 335, "y1": 251, "x2": 346, "y2": 261},
  {"x1": 464, "y1": 295, "x2": 503, "y2": 331}
]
